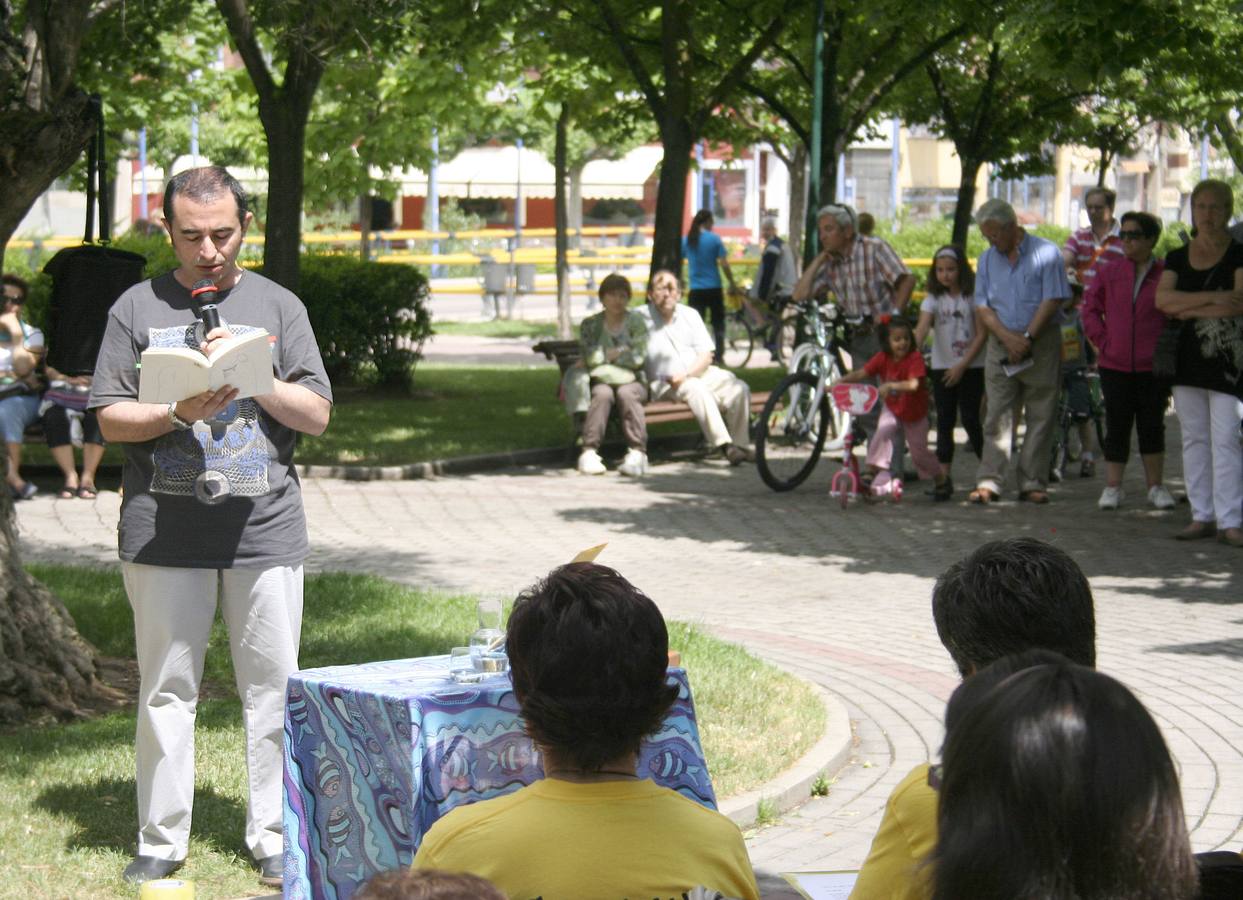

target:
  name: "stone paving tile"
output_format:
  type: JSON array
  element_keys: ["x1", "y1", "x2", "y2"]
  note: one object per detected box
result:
[{"x1": 14, "y1": 419, "x2": 1243, "y2": 895}]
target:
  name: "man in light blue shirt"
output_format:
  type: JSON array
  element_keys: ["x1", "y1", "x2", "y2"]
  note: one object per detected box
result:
[{"x1": 970, "y1": 198, "x2": 1070, "y2": 504}]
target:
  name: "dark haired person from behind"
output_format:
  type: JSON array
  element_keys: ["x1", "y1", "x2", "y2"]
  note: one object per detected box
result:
[
  {"x1": 354, "y1": 869, "x2": 504, "y2": 900},
  {"x1": 414, "y1": 562, "x2": 759, "y2": 900},
  {"x1": 850, "y1": 538, "x2": 1096, "y2": 900},
  {"x1": 934, "y1": 660, "x2": 1198, "y2": 900}
]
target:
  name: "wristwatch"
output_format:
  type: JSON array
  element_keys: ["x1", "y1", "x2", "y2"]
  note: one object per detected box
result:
[{"x1": 167, "y1": 402, "x2": 194, "y2": 431}]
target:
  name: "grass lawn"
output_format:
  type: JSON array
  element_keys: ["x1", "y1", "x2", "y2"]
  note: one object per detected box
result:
[
  {"x1": 430, "y1": 319, "x2": 560, "y2": 339},
  {"x1": 21, "y1": 365, "x2": 787, "y2": 472},
  {"x1": 295, "y1": 364, "x2": 787, "y2": 467},
  {"x1": 2, "y1": 564, "x2": 824, "y2": 899}
]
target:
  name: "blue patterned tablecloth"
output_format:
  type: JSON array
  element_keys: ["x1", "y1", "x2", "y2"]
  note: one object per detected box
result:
[{"x1": 282, "y1": 657, "x2": 716, "y2": 899}]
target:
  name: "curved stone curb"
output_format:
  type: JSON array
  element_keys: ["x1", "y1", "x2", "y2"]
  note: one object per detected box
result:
[
  {"x1": 296, "y1": 433, "x2": 706, "y2": 481},
  {"x1": 719, "y1": 684, "x2": 854, "y2": 830}
]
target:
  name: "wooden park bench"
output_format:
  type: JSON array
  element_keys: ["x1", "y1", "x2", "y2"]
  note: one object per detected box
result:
[{"x1": 531, "y1": 339, "x2": 769, "y2": 427}]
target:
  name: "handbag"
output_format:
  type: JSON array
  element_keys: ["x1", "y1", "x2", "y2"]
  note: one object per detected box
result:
[{"x1": 1151, "y1": 319, "x2": 1183, "y2": 381}]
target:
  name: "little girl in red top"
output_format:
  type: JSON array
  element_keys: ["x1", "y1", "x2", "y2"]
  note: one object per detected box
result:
[{"x1": 837, "y1": 318, "x2": 951, "y2": 499}]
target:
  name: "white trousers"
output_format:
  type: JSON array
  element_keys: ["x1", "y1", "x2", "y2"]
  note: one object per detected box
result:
[
  {"x1": 1173, "y1": 386, "x2": 1243, "y2": 529},
  {"x1": 123, "y1": 562, "x2": 304, "y2": 862},
  {"x1": 653, "y1": 365, "x2": 752, "y2": 448}
]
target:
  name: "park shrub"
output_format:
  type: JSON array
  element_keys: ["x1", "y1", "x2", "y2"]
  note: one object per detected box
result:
[{"x1": 295, "y1": 254, "x2": 432, "y2": 387}]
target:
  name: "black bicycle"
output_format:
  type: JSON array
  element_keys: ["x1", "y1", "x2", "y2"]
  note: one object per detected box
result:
[
  {"x1": 1049, "y1": 368, "x2": 1106, "y2": 483},
  {"x1": 723, "y1": 292, "x2": 794, "y2": 368}
]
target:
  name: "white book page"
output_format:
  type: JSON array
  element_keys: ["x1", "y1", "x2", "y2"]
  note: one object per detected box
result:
[{"x1": 781, "y1": 871, "x2": 858, "y2": 900}]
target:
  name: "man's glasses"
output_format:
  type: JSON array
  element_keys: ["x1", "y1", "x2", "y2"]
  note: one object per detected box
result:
[{"x1": 1119, "y1": 231, "x2": 1147, "y2": 240}]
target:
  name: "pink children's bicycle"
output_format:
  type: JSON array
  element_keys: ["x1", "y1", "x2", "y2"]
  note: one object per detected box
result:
[{"x1": 827, "y1": 383, "x2": 902, "y2": 509}]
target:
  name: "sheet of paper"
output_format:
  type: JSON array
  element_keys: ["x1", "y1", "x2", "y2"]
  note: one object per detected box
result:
[
  {"x1": 1000, "y1": 356, "x2": 1035, "y2": 377},
  {"x1": 781, "y1": 871, "x2": 858, "y2": 900}
]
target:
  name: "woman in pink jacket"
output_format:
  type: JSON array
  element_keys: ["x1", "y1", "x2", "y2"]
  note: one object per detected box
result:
[{"x1": 1082, "y1": 211, "x2": 1174, "y2": 511}]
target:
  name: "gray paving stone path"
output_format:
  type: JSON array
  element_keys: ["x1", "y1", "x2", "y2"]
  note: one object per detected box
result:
[{"x1": 14, "y1": 435, "x2": 1243, "y2": 898}]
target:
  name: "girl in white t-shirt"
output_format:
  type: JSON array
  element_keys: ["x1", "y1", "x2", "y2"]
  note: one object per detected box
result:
[{"x1": 914, "y1": 245, "x2": 985, "y2": 486}]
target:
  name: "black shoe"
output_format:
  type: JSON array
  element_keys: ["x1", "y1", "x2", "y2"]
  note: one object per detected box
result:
[
  {"x1": 123, "y1": 856, "x2": 184, "y2": 884},
  {"x1": 256, "y1": 854, "x2": 283, "y2": 887},
  {"x1": 933, "y1": 478, "x2": 954, "y2": 502}
]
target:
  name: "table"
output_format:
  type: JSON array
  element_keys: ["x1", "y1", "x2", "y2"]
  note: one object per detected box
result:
[{"x1": 283, "y1": 657, "x2": 717, "y2": 899}]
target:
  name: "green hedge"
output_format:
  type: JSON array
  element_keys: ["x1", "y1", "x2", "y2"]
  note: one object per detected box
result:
[
  {"x1": 8, "y1": 235, "x2": 430, "y2": 388},
  {"x1": 294, "y1": 255, "x2": 431, "y2": 387}
]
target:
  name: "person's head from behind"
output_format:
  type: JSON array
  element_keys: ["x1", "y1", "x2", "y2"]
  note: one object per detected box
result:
[
  {"x1": 598, "y1": 272, "x2": 633, "y2": 319},
  {"x1": 934, "y1": 660, "x2": 1197, "y2": 900},
  {"x1": 2, "y1": 274, "x2": 29, "y2": 314},
  {"x1": 507, "y1": 562, "x2": 677, "y2": 772},
  {"x1": 932, "y1": 538, "x2": 1095, "y2": 677},
  {"x1": 856, "y1": 211, "x2": 875, "y2": 236},
  {"x1": 877, "y1": 316, "x2": 915, "y2": 361},
  {"x1": 927, "y1": 245, "x2": 974, "y2": 297},
  {"x1": 688, "y1": 209, "x2": 714, "y2": 247},
  {"x1": 354, "y1": 868, "x2": 505, "y2": 900}
]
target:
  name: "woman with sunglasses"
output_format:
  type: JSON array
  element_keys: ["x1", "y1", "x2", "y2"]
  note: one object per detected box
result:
[
  {"x1": 1155, "y1": 179, "x2": 1243, "y2": 547},
  {"x1": 1082, "y1": 211, "x2": 1175, "y2": 511}
]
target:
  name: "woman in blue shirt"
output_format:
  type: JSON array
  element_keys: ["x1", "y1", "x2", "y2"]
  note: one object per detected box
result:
[{"x1": 681, "y1": 210, "x2": 736, "y2": 364}]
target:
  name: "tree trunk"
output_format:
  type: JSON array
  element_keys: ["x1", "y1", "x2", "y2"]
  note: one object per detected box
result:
[
  {"x1": 651, "y1": 120, "x2": 694, "y2": 277},
  {"x1": 260, "y1": 105, "x2": 307, "y2": 292},
  {"x1": 359, "y1": 193, "x2": 372, "y2": 262},
  {"x1": 1214, "y1": 114, "x2": 1243, "y2": 172},
  {"x1": 788, "y1": 143, "x2": 807, "y2": 265},
  {"x1": 554, "y1": 103, "x2": 572, "y2": 339},
  {"x1": 0, "y1": 498, "x2": 117, "y2": 724},
  {"x1": 950, "y1": 157, "x2": 983, "y2": 247}
]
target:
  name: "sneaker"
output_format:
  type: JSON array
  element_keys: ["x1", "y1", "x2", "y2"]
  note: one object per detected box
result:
[
  {"x1": 1098, "y1": 485, "x2": 1124, "y2": 510},
  {"x1": 617, "y1": 448, "x2": 648, "y2": 477},
  {"x1": 577, "y1": 448, "x2": 606, "y2": 475},
  {"x1": 1148, "y1": 484, "x2": 1176, "y2": 510}
]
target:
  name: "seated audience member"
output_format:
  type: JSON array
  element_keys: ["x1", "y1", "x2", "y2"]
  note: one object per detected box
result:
[
  {"x1": 849, "y1": 538, "x2": 1096, "y2": 900},
  {"x1": 354, "y1": 868, "x2": 504, "y2": 900},
  {"x1": 575, "y1": 273, "x2": 650, "y2": 477},
  {"x1": 641, "y1": 270, "x2": 754, "y2": 465},
  {"x1": 414, "y1": 562, "x2": 760, "y2": 900},
  {"x1": 41, "y1": 365, "x2": 105, "y2": 499},
  {"x1": 934, "y1": 658, "x2": 1198, "y2": 900},
  {"x1": 0, "y1": 274, "x2": 44, "y2": 500}
]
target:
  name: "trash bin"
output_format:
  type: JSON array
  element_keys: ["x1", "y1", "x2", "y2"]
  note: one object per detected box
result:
[{"x1": 516, "y1": 264, "x2": 536, "y2": 293}]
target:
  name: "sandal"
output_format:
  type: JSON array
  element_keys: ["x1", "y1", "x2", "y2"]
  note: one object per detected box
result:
[
  {"x1": 58, "y1": 484, "x2": 78, "y2": 500},
  {"x1": 968, "y1": 487, "x2": 999, "y2": 504},
  {"x1": 1020, "y1": 489, "x2": 1050, "y2": 504},
  {"x1": 78, "y1": 485, "x2": 98, "y2": 500}
]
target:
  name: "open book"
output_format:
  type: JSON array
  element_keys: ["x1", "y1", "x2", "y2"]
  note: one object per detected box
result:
[{"x1": 138, "y1": 330, "x2": 275, "y2": 404}]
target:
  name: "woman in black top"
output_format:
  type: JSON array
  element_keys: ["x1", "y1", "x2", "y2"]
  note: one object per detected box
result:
[{"x1": 1155, "y1": 179, "x2": 1243, "y2": 547}]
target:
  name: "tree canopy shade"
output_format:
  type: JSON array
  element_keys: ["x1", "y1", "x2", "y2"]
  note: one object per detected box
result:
[{"x1": 551, "y1": 0, "x2": 795, "y2": 276}]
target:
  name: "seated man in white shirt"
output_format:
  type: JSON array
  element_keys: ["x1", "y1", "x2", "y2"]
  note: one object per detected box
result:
[{"x1": 640, "y1": 269, "x2": 754, "y2": 464}]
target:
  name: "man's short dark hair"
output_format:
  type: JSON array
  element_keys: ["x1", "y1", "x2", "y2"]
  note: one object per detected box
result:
[
  {"x1": 162, "y1": 165, "x2": 249, "y2": 225},
  {"x1": 1084, "y1": 186, "x2": 1116, "y2": 210},
  {"x1": 506, "y1": 562, "x2": 677, "y2": 771},
  {"x1": 1120, "y1": 210, "x2": 1162, "y2": 241},
  {"x1": 931, "y1": 538, "x2": 1096, "y2": 676}
]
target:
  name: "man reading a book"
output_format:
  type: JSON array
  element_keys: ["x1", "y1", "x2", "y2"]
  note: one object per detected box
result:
[{"x1": 89, "y1": 166, "x2": 332, "y2": 888}]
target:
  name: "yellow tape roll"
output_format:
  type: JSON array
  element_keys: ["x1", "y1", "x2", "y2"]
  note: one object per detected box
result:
[{"x1": 138, "y1": 879, "x2": 195, "y2": 899}]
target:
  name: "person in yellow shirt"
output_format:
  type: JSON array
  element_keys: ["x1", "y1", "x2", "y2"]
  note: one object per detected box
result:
[
  {"x1": 849, "y1": 539, "x2": 1097, "y2": 900},
  {"x1": 414, "y1": 562, "x2": 760, "y2": 900}
]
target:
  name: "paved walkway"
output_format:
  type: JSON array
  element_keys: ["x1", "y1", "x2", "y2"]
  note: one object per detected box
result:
[{"x1": 14, "y1": 438, "x2": 1243, "y2": 898}]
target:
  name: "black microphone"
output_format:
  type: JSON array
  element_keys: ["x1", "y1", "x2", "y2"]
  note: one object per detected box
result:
[{"x1": 190, "y1": 278, "x2": 222, "y2": 333}]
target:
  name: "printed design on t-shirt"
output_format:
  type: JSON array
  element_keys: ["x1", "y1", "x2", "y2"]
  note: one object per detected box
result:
[
  {"x1": 1194, "y1": 316, "x2": 1243, "y2": 387},
  {"x1": 937, "y1": 296, "x2": 975, "y2": 362},
  {"x1": 146, "y1": 321, "x2": 271, "y2": 497}
]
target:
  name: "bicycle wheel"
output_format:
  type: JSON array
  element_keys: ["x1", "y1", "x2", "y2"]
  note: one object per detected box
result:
[
  {"x1": 722, "y1": 312, "x2": 754, "y2": 368},
  {"x1": 755, "y1": 371, "x2": 831, "y2": 491}
]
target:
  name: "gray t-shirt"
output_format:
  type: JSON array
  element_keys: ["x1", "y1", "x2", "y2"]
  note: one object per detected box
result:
[{"x1": 89, "y1": 271, "x2": 332, "y2": 569}]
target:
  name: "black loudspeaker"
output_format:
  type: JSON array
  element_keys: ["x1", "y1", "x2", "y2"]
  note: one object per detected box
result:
[
  {"x1": 43, "y1": 94, "x2": 147, "y2": 376},
  {"x1": 370, "y1": 196, "x2": 394, "y2": 231},
  {"x1": 44, "y1": 245, "x2": 146, "y2": 375}
]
